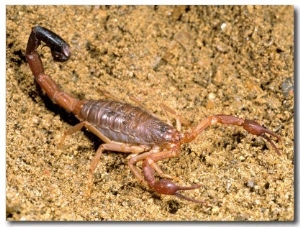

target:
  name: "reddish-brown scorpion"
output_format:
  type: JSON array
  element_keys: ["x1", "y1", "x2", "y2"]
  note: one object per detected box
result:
[{"x1": 25, "y1": 26, "x2": 281, "y2": 204}]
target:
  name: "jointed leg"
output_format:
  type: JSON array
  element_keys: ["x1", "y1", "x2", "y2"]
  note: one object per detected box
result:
[
  {"x1": 160, "y1": 103, "x2": 190, "y2": 130},
  {"x1": 58, "y1": 121, "x2": 86, "y2": 148},
  {"x1": 128, "y1": 146, "x2": 179, "y2": 186},
  {"x1": 88, "y1": 142, "x2": 149, "y2": 194}
]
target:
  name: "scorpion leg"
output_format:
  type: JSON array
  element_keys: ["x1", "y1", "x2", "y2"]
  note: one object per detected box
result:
[
  {"x1": 58, "y1": 121, "x2": 86, "y2": 148},
  {"x1": 128, "y1": 148, "x2": 180, "y2": 184},
  {"x1": 128, "y1": 151, "x2": 158, "y2": 185},
  {"x1": 88, "y1": 140, "x2": 149, "y2": 192},
  {"x1": 183, "y1": 114, "x2": 281, "y2": 155},
  {"x1": 160, "y1": 103, "x2": 191, "y2": 130}
]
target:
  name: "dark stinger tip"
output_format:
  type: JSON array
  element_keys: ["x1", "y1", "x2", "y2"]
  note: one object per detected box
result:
[{"x1": 33, "y1": 26, "x2": 71, "y2": 62}]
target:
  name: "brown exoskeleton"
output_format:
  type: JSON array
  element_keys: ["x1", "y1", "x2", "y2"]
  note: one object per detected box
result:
[{"x1": 25, "y1": 26, "x2": 281, "y2": 203}]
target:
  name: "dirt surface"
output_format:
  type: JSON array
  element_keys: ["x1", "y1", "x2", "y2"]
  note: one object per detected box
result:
[{"x1": 6, "y1": 6, "x2": 294, "y2": 221}]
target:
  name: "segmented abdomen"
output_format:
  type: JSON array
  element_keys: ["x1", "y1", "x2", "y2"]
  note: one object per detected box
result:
[{"x1": 80, "y1": 100, "x2": 176, "y2": 145}]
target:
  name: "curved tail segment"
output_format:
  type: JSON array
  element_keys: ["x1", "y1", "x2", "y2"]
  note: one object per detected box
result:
[{"x1": 25, "y1": 26, "x2": 86, "y2": 115}]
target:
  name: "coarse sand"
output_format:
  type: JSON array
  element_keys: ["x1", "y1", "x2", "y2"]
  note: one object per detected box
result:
[{"x1": 6, "y1": 6, "x2": 294, "y2": 221}]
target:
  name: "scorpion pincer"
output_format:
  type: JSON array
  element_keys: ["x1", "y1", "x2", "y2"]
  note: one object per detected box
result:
[{"x1": 25, "y1": 26, "x2": 281, "y2": 204}]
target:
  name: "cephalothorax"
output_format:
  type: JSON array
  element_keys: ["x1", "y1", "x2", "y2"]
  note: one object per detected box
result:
[{"x1": 25, "y1": 26, "x2": 281, "y2": 204}]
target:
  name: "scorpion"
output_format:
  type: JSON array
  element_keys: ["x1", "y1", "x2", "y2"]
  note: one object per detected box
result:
[{"x1": 25, "y1": 26, "x2": 281, "y2": 204}]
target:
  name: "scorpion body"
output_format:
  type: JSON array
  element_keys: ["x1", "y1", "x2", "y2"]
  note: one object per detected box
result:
[
  {"x1": 80, "y1": 100, "x2": 179, "y2": 146},
  {"x1": 25, "y1": 26, "x2": 281, "y2": 204}
]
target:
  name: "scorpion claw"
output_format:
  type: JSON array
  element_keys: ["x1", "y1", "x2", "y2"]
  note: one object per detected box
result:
[
  {"x1": 152, "y1": 179, "x2": 206, "y2": 204},
  {"x1": 260, "y1": 134, "x2": 282, "y2": 156},
  {"x1": 243, "y1": 119, "x2": 282, "y2": 155},
  {"x1": 174, "y1": 192, "x2": 208, "y2": 204}
]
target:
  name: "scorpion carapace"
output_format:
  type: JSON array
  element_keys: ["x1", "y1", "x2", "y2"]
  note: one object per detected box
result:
[{"x1": 25, "y1": 26, "x2": 281, "y2": 204}]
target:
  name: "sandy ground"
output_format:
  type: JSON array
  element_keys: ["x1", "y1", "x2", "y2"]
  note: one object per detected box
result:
[{"x1": 6, "y1": 6, "x2": 294, "y2": 221}]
